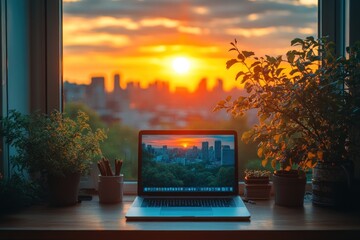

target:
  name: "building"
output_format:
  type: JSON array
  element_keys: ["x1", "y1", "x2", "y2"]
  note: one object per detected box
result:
[
  {"x1": 201, "y1": 141, "x2": 209, "y2": 161},
  {"x1": 215, "y1": 140, "x2": 221, "y2": 162},
  {"x1": 221, "y1": 145, "x2": 234, "y2": 166}
]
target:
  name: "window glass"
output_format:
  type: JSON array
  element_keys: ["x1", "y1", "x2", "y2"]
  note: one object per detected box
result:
[{"x1": 63, "y1": 0, "x2": 318, "y2": 180}]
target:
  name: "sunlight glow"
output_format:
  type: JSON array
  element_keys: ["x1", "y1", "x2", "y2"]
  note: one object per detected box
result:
[{"x1": 172, "y1": 57, "x2": 190, "y2": 74}]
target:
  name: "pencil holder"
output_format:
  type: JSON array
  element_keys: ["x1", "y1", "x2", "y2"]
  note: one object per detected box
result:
[{"x1": 98, "y1": 174, "x2": 124, "y2": 204}]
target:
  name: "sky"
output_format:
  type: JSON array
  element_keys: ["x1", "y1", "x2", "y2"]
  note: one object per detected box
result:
[
  {"x1": 63, "y1": 0, "x2": 317, "y2": 92},
  {"x1": 143, "y1": 135, "x2": 235, "y2": 149}
]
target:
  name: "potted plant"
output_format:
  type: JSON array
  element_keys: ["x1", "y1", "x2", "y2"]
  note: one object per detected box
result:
[
  {"x1": 0, "y1": 172, "x2": 38, "y2": 214},
  {"x1": 0, "y1": 110, "x2": 107, "y2": 206},
  {"x1": 244, "y1": 169, "x2": 271, "y2": 200},
  {"x1": 214, "y1": 36, "x2": 360, "y2": 207}
]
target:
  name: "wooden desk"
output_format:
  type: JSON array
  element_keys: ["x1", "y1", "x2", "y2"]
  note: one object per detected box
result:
[{"x1": 1, "y1": 195, "x2": 360, "y2": 240}]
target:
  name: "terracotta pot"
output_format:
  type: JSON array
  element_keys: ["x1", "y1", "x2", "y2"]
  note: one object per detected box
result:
[
  {"x1": 47, "y1": 172, "x2": 81, "y2": 207},
  {"x1": 245, "y1": 176, "x2": 270, "y2": 184},
  {"x1": 312, "y1": 161, "x2": 352, "y2": 208},
  {"x1": 272, "y1": 170, "x2": 306, "y2": 207}
]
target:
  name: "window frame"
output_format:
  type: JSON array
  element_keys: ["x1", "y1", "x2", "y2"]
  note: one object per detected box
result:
[{"x1": 0, "y1": 0, "x2": 7, "y2": 176}]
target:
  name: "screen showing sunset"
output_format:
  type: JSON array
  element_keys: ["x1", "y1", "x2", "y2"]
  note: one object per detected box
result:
[{"x1": 141, "y1": 134, "x2": 236, "y2": 192}]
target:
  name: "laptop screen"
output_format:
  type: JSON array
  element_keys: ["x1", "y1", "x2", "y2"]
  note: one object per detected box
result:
[{"x1": 138, "y1": 130, "x2": 238, "y2": 196}]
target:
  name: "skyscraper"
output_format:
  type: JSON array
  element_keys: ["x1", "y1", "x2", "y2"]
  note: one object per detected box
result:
[
  {"x1": 202, "y1": 141, "x2": 209, "y2": 161},
  {"x1": 221, "y1": 145, "x2": 234, "y2": 166},
  {"x1": 215, "y1": 140, "x2": 221, "y2": 162},
  {"x1": 113, "y1": 74, "x2": 121, "y2": 96},
  {"x1": 88, "y1": 76, "x2": 106, "y2": 110}
]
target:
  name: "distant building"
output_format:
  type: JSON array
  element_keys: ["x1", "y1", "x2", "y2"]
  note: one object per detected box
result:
[
  {"x1": 215, "y1": 140, "x2": 221, "y2": 162},
  {"x1": 202, "y1": 141, "x2": 209, "y2": 161},
  {"x1": 63, "y1": 82, "x2": 87, "y2": 103},
  {"x1": 88, "y1": 76, "x2": 106, "y2": 110},
  {"x1": 221, "y1": 145, "x2": 234, "y2": 166}
]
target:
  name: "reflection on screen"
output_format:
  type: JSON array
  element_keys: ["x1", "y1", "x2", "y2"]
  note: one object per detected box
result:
[{"x1": 141, "y1": 134, "x2": 236, "y2": 193}]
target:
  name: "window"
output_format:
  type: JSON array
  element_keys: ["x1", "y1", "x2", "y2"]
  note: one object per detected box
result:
[
  {"x1": 63, "y1": 0, "x2": 318, "y2": 182},
  {"x1": 2, "y1": 0, "x2": 358, "y2": 185}
]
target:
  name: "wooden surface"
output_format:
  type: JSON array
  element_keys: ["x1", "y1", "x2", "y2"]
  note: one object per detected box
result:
[{"x1": 1, "y1": 195, "x2": 360, "y2": 240}]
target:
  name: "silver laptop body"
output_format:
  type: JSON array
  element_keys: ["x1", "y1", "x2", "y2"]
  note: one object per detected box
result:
[{"x1": 125, "y1": 130, "x2": 251, "y2": 221}]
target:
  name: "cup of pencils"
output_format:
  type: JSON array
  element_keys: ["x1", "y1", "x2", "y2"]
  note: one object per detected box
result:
[{"x1": 97, "y1": 158, "x2": 124, "y2": 204}]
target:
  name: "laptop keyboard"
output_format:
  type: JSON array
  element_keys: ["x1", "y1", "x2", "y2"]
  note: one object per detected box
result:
[{"x1": 141, "y1": 198, "x2": 235, "y2": 207}]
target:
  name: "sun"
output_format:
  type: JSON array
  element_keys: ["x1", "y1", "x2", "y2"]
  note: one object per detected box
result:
[
  {"x1": 172, "y1": 57, "x2": 190, "y2": 74},
  {"x1": 182, "y1": 143, "x2": 188, "y2": 148}
]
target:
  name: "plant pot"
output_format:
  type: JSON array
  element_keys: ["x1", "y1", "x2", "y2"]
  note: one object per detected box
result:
[
  {"x1": 98, "y1": 174, "x2": 124, "y2": 204},
  {"x1": 244, "y1": 176, "x2": 271, "y2": 200},
  {"x1": 245, "y1": 176, "x2": 270, "y2": 184},
  {"x1": 47, "y1": 172, "x2": 81, "y2": 207},
  {"x1": 244, "y1": 183, "x2": 271, "y2": 200},
  {"x1": 272, "y1": 170, "x2": 306, "y2": 207},
  {"x1": 312, "y1": 161, "x2": 352, "y2": 208}
]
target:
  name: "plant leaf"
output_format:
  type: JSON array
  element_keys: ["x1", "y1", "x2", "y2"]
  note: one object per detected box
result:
[
  {"x1": 242, "y1": 51, "x2": 254, "y2": 58},
  {"x1": 226, "y1": 59, "x2": 238, "y2": 69}
]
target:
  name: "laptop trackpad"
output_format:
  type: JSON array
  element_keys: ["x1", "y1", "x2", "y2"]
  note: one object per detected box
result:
[{"x1": 160, "y1": 207, "x2": 213, "y2": 216}]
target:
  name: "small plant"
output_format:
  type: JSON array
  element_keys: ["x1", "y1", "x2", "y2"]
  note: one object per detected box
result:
[
  {"x1": 244, "y1": 169, "x2": 271, "y2": 178},
  {"x1": 0, "y1": 110, "x2": 107, "y2": 177}
]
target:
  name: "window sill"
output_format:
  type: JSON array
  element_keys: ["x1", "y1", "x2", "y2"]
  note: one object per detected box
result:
[{"x1": 0, "y1": 194, "x2": 359, "y2": 240}]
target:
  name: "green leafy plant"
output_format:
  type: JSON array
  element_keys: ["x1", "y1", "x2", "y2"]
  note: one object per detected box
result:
[
  {"x1": 214, "y1": 36, "x2": 360, "y2": 171},
  {"x1": 0, "y1": 172, "x2": 41, "y2": 213},
  {"x1": 0, "y1": 110, "x2": 107, "y2": 177}
]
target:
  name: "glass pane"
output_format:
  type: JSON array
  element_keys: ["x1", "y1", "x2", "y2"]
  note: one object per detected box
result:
[{"x1": 63, "y1": 0, "x2": 318, "y2": 181}]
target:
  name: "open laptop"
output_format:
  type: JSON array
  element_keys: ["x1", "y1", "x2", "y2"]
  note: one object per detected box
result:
[{"x1": 125, "y1": 130, "x2": 251, "y2": 221}]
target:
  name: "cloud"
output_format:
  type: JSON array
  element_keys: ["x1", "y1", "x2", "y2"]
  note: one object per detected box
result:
[{"x1": 63, "y1": 0, "x2": 317, "y2": 56}]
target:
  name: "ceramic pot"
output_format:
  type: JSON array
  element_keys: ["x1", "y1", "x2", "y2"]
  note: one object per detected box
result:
[
  {"x1": 272, "y1": 170, "x2": 306, "y2": 207},
  {"x1": 312, "y1": 161, "x2": 352, "y2": 208},
  {"x1": 47, "y1": 172, "x2": 81, "y2": 207},
  {"x1": 98, "y1": 174, "x2": 124, "y2": 204}
]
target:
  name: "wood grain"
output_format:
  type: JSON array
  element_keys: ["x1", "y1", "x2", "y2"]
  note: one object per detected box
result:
[{"x1": 0, "y1": 195, "x2": 359, "y2": 240}]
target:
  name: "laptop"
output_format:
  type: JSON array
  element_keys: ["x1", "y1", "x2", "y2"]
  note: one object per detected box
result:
[{"x1": 125, "y1": 130, "x2": 251, "y2": 221}]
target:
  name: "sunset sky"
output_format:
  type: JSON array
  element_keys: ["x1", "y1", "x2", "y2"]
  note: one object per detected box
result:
[
  {"x1": 63, "y1": 0, "x2": 317, "y2": 92},
  {"x1": 143, "y1": 135, "x2": 235, "y2": 149}
]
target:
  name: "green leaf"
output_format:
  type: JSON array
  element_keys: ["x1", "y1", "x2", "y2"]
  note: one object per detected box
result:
[
  {"x1": 287, "y1": 51, "x2": 295, "y2": 63},
  {"x1": 291, "y1": 38, "x2": 304, "y2": 46},
  {"x1": 289, "y1": 69, "x2": 299, "y2": 75},
  {"x1": 275, "y1": 68, "x2": 285, "y2": 76},
  {"x1": 257, "y1": 147, "x2": 263, "y2": 158},
  {"x1": 251, "y1": 61, "x2": 261, "y2": 68},
  {"x1": 242, "y1": 51, "x2": 255, "y2": 58},
  {"x1": 235, "y1": 71, "x2": 245, "y2": 80},
  {"x1": 226, "y1": 59, "x2": 238, "y2": 69},
  {"x1": 274, "y1": 134, "x2": 281, "y2": 143},
  {"x1": 271, "y1": 159, "x2": 277, "y2": 169},
  {"x1": 237, "y1": 53, "x2": 245, "y2": 61}
]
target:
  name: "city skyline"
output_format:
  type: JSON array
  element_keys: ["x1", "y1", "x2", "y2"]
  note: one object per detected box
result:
[
  {"x1": 142, "y1": 135, "x2": 235, "y2": 149},
  {"x1": 64, "y1": 71, "x2": 241, "y2": 93}
]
